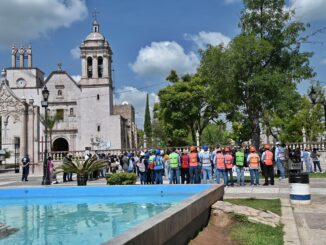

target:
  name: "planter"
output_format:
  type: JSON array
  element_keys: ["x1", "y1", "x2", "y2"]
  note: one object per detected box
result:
[{"x1": 77, "y1": 175, "x2": 88, "y2": 186}]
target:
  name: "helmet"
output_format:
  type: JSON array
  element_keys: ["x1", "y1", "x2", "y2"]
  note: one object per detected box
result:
[
  {"x1": 264, "y1": 144, "x2": 270, "y2": 150},
  {"x1": 203, "y1": 145, "x2": 208, "y2": 151},
  {"x1": 249, "y1": 146, "x2": 256, "y2": 152},
  {"x1": 190, "y1": 146, "x2": 196, "y2": 152},
  {"x1": 145, "y1": 152, "x2": 150, "y2": 157},
  {"x1": 155, "y1": 149, "x2": 160, "y2": 155},
  {"x1": 225, "y1": 146, "x2": 231, "y2": 152},
  {"x1": 276, "y1": 142, "x2": 281, "y2": 145},
  {"x1": 216, "y1": 148, "x2": 222, "y2": 153}
]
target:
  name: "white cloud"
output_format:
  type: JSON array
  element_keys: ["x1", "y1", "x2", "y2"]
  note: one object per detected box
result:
[
  {"x1": 0, "y1": 0, "x2": 87, "y2": 48},
  {"x1": 114, "y1": 86, "x2": 159, "y2": 129},
  {"x1": 70, "y1": 46, "x2": 80, "y2": 59},
  {"x1": 130, "y1": 41, "x2": 200, "y2": 79},
  {"x1": 224, "y1": 0, "x2": 240, "y2": 4},
  {"x1": 71, "y1": 75, "x2": 81, "y2": 82},
  {"x1": 289, "y1": 0, "x2": 326, "y2": 21},
  {"x1": 184, "y1": 31, "x2": 231, "y2": 50}
]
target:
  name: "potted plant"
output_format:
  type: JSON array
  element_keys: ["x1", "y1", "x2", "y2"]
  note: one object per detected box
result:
[{"x1": 56, "y1": 157, "x2": 107, "y2": 186}]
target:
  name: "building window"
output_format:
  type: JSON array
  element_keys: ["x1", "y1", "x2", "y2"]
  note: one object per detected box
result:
[
  {"x1": 98, "y1": 56, "x2": 103, "y2": 78},
  {"x1": 58, "y1": 90, "x2": 62, "y2": 97},
  {"x1": 70, "y1": 108, "x2": 74, "y2": 116},
  {"x1": 56, "y1": 109, "x2": 64, "y2": 120},
  {"x1": 97, "y1": 94, "x2": 100, "y2": 100},
  {"x1": 97, "y1": 125, "x2": 101, "y2": 132},
  {"x1": 87, "y1": 57, "x2": 93, "y2": 78}
]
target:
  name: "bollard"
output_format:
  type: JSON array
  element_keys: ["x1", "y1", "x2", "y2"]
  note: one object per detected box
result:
[{"x1": 289, "y1": 173, "x2": 311, "y2": 205}]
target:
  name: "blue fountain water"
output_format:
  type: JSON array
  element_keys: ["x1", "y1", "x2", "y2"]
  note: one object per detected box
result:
[{"x1": 0, "y1": 185, "x2": 211, "y2": 245}]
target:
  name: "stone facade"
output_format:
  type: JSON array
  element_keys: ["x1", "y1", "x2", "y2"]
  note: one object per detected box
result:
[{"x1": 0, "y1": 19, "x2": 137, "y2": 165}]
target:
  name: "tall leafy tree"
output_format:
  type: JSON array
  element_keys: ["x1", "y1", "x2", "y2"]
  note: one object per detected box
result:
[
  {"x1": 143, "y1": 93, "x2": 152, "y2": 146},
  {"x1": 156, "y1": 72, "x2": 220, "y2": 146},
  {"x1": 200, "y1": 0, "x2": 314, "y2": 148},
  {"x1": 40, "y1": 113, "x2": 60, "y2": 151}
]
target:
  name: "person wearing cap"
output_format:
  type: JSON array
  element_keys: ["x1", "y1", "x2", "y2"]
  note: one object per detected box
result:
[
  {"x1": 247, "y1": 146, "x2": 260, "y2": 186},
  {"x1": 214, "y1": 148, "x2": 227, "y2": 185},
  {"x1": 235, "y1": 146, "x2": 245, "y2": 186},
  {"x1": 169, "y1": 148, "x2": 180, "y2": 184},
  {"x1": 199, "y1": 145, "x2": 213, "y2": 184},
  {"x1": 261, "y1": 144, "x2": 274, "y2": 185},
  {"x1": 275, "y1": 142, "x2": 286, "y2": 180},
  {"x1": 180, "y1": 151, "x2": 190, "y2": 184},
  {"x1": 224, "y1": 146, "x2": 234, "y2": 186},
  {"x1": 153, "y1": 149, "x2": 164, "y2": 184}
]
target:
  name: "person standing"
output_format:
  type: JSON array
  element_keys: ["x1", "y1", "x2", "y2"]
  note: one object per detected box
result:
[
  {"x1": 261, "y1": 144, "x2": 274, "y2": 186},
  {"x1": 164, "y1": 149, "x2": 171, "y2": 180},
  {"x1": 169, "y1": 148, "x2": 180, "y2": 184},
  {"x1": 235, "y1": 147, "x2": 245, "y2": 186},
  {"x1": 62, "y1": 153, "x2": 70, "y2": 182},
  {"x1": 247, "y1": 146, "x2": 260, "y2": 186},
  {"x1": 21, "y1": 155, "x2": 30, "y2": 182},
  {"x1": 311, "y1": 148, "x2": 322, "y2": 173},
  {"x1": 275, "y1": 142, "x2": 286, "y2": 180},
  {"x1": 214, "y1": 148, "x2": 227, "y2": 185},
  {"x1": 224, "y1": 147, "x2": 234, "y2": 186},
  {"x1": 180, "y1": 152, "x2": 190, "y2": 184},
  {"x1": 188, "y1": 146, "x2": 200, "y2": 184},
  {"x1": 137, "y1": 156, "x2": 147, "y2": 185},
  {"x1": 153, "y1": 149, "x2": 164, "y2": 184},
  {"x1": 199, "y1": 145, "x2": 213, "y2": 184}
]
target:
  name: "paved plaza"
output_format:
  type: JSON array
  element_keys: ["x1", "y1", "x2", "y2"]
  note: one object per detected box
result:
[{"x1": 0, "y1": 171, "x2": 325, "y2": 245}]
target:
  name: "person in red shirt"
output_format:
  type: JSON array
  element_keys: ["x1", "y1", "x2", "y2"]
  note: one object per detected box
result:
[{"x1": 180, "y1": 151, "x2": 190, "y2": 184}]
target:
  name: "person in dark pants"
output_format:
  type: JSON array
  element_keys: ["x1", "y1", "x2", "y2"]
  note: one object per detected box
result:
[
  {"x1": 180, "y1": 152, "x2": 190, "y2": 184},
  {"x1": 261, "y1": 144, "x2": 274, "y2": 185},
  {"x1": 21, "y1": 155, "x2": 30, "y2": 181}
]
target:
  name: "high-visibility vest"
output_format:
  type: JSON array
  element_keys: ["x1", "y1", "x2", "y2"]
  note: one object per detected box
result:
[
  {"x1": 216, "y1": 153, "x2": 225, "y2": 169},
  {"x1": 235, "y1": 152, "x2": 244, "y2": 167},
  {"x1": 169, "y1": 152, "x2": 179, "y2": 168},
  {"x1": 225, "y1": 154, "x2": 233, "y2": 169},
  {"x1": 264, "y1": 151, "x2": 273, "y2": 166},
  {"x1": 181, "y1": 155, "x2": 189, "y2": 168},
  {"x1": 189, "y1": 153, "x2": 198, "y2": 167},
  {"x1": 148, "y1": 155, "x2": 154, "y2": 170},
  {"x1": 249, "y1": 153, "x2": 260, "y2": 169},
  {"x1": 201, "y1": 151, "x2": 211, "y2": 166}
]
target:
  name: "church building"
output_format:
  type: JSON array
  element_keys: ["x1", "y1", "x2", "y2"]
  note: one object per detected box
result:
[{"x1": 0, "y1": 18, "x2": 138, "y2": 165}]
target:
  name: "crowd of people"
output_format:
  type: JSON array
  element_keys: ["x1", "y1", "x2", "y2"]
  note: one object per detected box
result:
[{"x1": 38, "y1": 142, "x2": 323, "y2": 185}]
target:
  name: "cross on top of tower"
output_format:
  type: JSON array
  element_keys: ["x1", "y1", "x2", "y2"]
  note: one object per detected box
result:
[{"x1": 92, "y1": 9, "x2": 100, "y2": 21}]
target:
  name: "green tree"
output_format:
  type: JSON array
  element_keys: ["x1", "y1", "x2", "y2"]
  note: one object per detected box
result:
[
  {"x1": 201, "y1": 122, "x2": 230, "y2": 146},
  {"x1": 40, "y1": 113, "x2": 60, "y2": 151},
  {"x1": 156, "y1": 72, "x2": 220, "y2": 146},
  {"x1": 200, "y1": 0, "x2": 314, "y2": 148},
  {"x1": 144, "y1": 93, "x2": 152, "y2": 147}
]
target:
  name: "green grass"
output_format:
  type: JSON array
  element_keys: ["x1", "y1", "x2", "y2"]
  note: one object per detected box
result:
[
  {"x1": 226, "y1": 198, "x2": 283, "y2": 245},
  {"x1": 231, "y1": 220, "x2": 283, "y2": 245},
  {"x1": 309, "y1": 172, "x2": 326, "y2": 178},
  {"x1": 224, "y1": 198, "x2": 281, "y2": 216}
]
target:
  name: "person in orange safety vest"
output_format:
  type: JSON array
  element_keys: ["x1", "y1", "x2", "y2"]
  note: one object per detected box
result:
[
  {"x1": 261, "y1": 144, "x2": 274, "y2": 186},
  {"x1": 247, "y1": 146, "x2": 260, "y2": 186}
]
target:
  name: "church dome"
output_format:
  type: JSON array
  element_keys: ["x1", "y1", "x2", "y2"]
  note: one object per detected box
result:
[{"x1": 85, "y1": 32, "x2": 105, "y2": 41}]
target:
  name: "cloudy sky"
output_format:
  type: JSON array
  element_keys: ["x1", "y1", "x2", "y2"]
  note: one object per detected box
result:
[{"x1": 0, "y1": 0, "x2": 325, "y2": 128}]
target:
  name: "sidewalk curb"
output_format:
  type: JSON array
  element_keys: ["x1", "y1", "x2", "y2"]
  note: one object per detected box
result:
[{"x1": 281, "y1": 198, "x2": 301, "y2": 245}]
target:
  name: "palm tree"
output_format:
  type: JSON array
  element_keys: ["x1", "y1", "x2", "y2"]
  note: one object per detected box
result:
[
  {"x1": 40, "y1": 112, "x2": 59, "y2": 151},
  {"x1": 56, "y1": 157, "x2": 108, "y2": 186}
]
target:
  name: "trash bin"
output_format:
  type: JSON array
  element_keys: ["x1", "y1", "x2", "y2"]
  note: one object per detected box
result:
[{"x1": 289, "y1": 173, "x2": 311, "y2": 205}]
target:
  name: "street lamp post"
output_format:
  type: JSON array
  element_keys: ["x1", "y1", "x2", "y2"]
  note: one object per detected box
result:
[
  {"x1": 41, "y1": 86, "x2": 51, "y2": 185},
  {"x1": 308, "y1": 86, "x2": 326, "y2": 132}
]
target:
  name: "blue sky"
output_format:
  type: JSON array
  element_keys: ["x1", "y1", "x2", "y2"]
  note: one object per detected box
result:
[{"x1": 0, "y1": 0, "x2": 326, "y2": 128}]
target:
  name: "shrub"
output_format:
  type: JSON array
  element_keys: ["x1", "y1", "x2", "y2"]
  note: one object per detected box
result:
[{"x1": 106, "y1": 172, "x2": 137, "y2": 185}]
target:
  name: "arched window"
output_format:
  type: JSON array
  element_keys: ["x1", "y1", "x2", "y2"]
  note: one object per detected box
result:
[
  {"x1": 58, "y1": 90, "x2": 62, "y2": 97},
  {"x1": 98, "y1": 56, "x2": 103, "y2": 78},
  {"x1": 87, "y1": 57, "x2": 93, "y2": 78}
]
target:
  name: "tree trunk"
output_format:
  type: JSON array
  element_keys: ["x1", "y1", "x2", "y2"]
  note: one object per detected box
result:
[{"x1": 249, "y1": 109, "x2": 261, "y2": 150}]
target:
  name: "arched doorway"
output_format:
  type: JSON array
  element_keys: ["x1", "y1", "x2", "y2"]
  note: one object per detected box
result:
[{"x1": 52, "y1": 138, "x2": 69, "y2": 152}]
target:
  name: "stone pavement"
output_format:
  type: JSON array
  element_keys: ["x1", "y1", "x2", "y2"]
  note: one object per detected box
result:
[{"x1": 0, "y1": 172, "x2": 325, "y2": 244}]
